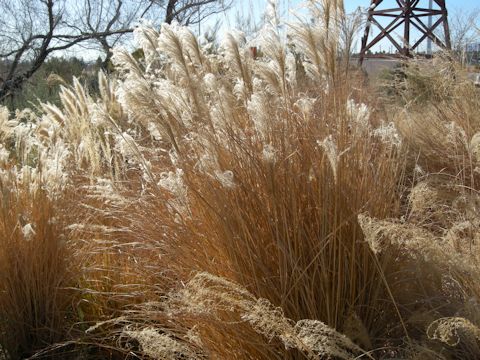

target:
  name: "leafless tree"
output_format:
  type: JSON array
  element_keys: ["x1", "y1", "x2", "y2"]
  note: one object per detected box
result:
[
  {"x1": 0, "y1": 0, "x2": 147, "y2": 102},
  {"x1": 450, "y1": 8, "x2": 480, "y2": 49},
  {"x1": 0, "y1": 0, "x2": 231, "y2": 103},
  {"x1": 75, "y1": 0, "x2": 232, "y2": 68},
  {"x1": 339, "y1": 7, "x2": 363, "y2": 72},
  {"x1": 71, "y1": 0, "x2": 157, "y2": 68},
  {"x1": 444, "y1": 7, "x2": 480, "y2": 64},
  {"x1": 163, "y1": 0, "x2": 231, "y2": 26}
]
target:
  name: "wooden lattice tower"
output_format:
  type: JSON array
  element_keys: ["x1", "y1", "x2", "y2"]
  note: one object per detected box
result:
[{"x1": 359, "y1": 0, "x2": 451, "y2": 64}]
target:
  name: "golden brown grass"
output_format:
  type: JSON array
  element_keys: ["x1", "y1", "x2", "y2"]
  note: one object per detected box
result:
[
  {"x1": 0, "y1": 174, "x2": 77, "y2": 358},
  {"x1": 0, "y1": 2, "x2": 480, "y2": 359}
]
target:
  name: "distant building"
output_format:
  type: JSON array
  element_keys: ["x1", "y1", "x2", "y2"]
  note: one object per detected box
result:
[
  {"x1": 466, "y1": 42, "x2": 480, "y2": 65},
  {"x1": 467, "y1": 42, "x2": 480, "y2": 53}
]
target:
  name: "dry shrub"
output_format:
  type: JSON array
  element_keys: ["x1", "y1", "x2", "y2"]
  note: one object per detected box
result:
[
  {"x1": 1, "y1": 1, "x2": 480, "y2": 360},
  {"x1": 0, "y1": 174, "x2": 77, "y2": 358},
  {"x1": 75, "y1": 9, "x2": 406, "y2": 357},
  {"x1": 361, "y1": 55, "x2": 480, "y2": 359}
]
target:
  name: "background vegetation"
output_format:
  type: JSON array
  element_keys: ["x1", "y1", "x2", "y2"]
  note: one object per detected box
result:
[
  {"x1": 0, "y1": 57, "x2": 99, "y2": 110},
  {"x1": 0, "y1": 1, "x2": 480, "y2": 360}
]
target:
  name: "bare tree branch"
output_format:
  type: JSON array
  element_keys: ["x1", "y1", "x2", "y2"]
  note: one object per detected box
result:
[
  {"x1": 0, "y1": 0, "x2": 157, "y2": 102},
  {"x1": 444, "y1": 7, "x2": 480, "y2": 65},
  {"x1": 0, "y1": 0, "x2": 231, "y2": 103},
  {"x1": 164, "y1": 0, "x2": 232, "y2": 25}
]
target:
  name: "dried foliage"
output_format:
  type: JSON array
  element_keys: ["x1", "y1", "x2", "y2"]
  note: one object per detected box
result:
[{"x1": 0, "y1": 1, "x2": 480, "y2": 360}]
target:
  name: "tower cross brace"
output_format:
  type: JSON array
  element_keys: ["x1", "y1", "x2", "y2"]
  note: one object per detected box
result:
[{"x1": 359, "y1": 0, "x2": 451, "y2": 64}]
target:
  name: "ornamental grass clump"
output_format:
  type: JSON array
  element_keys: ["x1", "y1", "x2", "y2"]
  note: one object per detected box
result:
[{"x1": 1, "y1": 1, "x2": 480, "y2": 359}]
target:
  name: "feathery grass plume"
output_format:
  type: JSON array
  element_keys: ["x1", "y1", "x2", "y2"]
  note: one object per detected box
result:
[
  {"x1": 179, "y1": 25, "x2": 208, "y2": 72},
  {"x1": 427, "y1": 318, "x2": 480, "y2": 347},
  {"x1": 115, "y1": 73, "x2": 184, "y2": 153},
  {"x1": 158, "y1": 23, "x2": 213, "y2": 131},
  {"x1": 409, "y1": 177, "x2": 480, "y2": 226},
  {"x1": 265, "y1": 0, "x2": 280, "y2": 29},
  {"x1": 346, "y1": 99, "x2": 370, "y2": 134},
  {"x1": 111, "y1": 47, "x2": 145, "y2": 78},
  {"x1": 121, "y1": 327, "x2": 203, "y2": 359},
  {"x1": 96, "y1": 71, "x2": 124, "y2": 122},
  {"x1": 222, "y1": 31, "x2": 253, "y2": 94},
  {"x1": 158, "y1": 168, "x2": 191, "y2": 217},
  {"x1": 372, "y1": 121, "x2": 402, "y2": 148},
  {"x1": 290, "y1": 0, "x2": 345, "y2": 84},
  {"x1": 8, "y1": 109, "x2": 38, "y2": 165},
  {"x1": 40, "y1": 77, "x2": 130, "y2": 179},
  {"x1": 358, "y1": 214, "x2": 439, "y2": 256},
  {"x1": 169, "y1": 272, "x2": 367, "y2": 360},
  {"x1": 294, "y1": 96, "x2": 317, "y2": 118},
  {"x1": 82, "y1": 177, "x2": 130, "y2": 208},
  {"x1": 246, "y1": 81, "x2": 277, "y2": 139},
  {"x1": 46, "y1": 73, "x2": 67, "y2": 88},
  {"x1": 113, "y1": 27, "x2": 204, "y2": 153},
  {"x1": 254, "y1": 19, "x2": 295, "y2": 100},
  {"x1": 318, "y1": 135, "x2": 342, "y2": 183},
  {"x1": 0, "y1": 106, "x2": 16, "y2": 142},
  {"x1": 357, "y1": 213, "x2": 480, "y2": 275},
  {"x1": 262, "y1": 143, "x2": 276, "y2": 163},
  {"x1": 158, "y1": 22, "x2": 194, "y2": 81},
  {"x1": 133, "y1": 25, "x2": 161, "y2": 68}
]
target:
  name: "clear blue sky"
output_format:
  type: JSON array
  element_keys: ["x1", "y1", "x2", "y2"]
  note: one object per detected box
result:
[
  {"x1": 222, "y1": 0, "x2": 479, "y2": 18},
  {"x1": 215, "y1": 0, "x2": 480, "y2": 53},
  {"x1": 343, "y1": 0, "x2": 478, "y2": 12}
]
